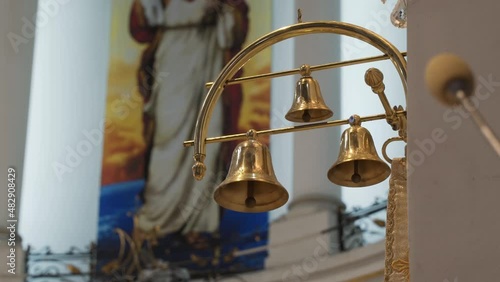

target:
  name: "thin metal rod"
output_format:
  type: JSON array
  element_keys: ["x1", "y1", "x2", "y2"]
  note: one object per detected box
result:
[
  {"x1": 457, "y1": 91, "x2": 500, "y2": 157},
  {"x1": 183, "y1": 111, "x2": 406, "y2": 147},
  {"x1": 205, "y1": 52, "x2": 407, "y2": 88}
]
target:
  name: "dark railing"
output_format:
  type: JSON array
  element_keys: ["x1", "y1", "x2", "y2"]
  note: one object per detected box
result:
[
  {"x1": 24, "y1": 201, "x2": 387, "y2": 281},
  {"x1": 25, "y1": 244, "x2": 96, "y2": 282},
  {"x1": 338, "y1": 199, "x2": 388, "y2": 251}
]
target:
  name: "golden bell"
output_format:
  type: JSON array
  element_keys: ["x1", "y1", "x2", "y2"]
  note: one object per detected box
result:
[
  {"x1": 214, "y1": 130, "x2": 289, "y2": 213},
  {"x1": 285, "y1": 65, "x2": 333, "y2": 123},
  {"x1": 327, "y1": 115, "x2": 390, "y2": 187}
]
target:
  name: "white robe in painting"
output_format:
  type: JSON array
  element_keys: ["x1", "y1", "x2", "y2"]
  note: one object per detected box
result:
[{"x1": 136, "y1": 0, "x2": 236, "y2": 236}]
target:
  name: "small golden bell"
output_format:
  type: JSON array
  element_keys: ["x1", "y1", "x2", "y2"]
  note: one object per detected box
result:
[
  {"x1": 328, "y1": 115, "x2": 391, "y2": 187},
  {"x1": 285, "y1": 65, "x2": 333, "y2": 123},
  {"x1": 214, "y1": 130, "x2": 289, "y2": 212}
]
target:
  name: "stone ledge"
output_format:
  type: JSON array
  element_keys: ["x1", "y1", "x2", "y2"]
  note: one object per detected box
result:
[{"x1": 193, "y1": 241, "x2": 385, "y2": 282}]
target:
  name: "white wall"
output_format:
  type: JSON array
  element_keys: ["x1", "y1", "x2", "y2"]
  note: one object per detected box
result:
[
  {"x1": 408, "y1": 0, "x2": 500, "y2": 280},
  {"x1": 19, "y1": 0, "x2": 111, "y2": 251},
  {"x1": 1, "y1": 0, "x2": 38, "y2": 279},
  {"x1": 0, "y1": 0, "x2": 37, "y2": 230}
]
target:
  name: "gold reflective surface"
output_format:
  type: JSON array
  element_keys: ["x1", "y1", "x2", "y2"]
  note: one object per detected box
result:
[
  {"x1": 285, "y1": 65, "x2": 333, "y2": 122},
  {"x1": 328, "y1": 117, "x2": 390, "y2": 187},
  {"x1": 214, "y1": 137, "x2": 288, "y2": 213},
  {"x1": 385, "y1": 158, "x2": 410, "y2": 281}
]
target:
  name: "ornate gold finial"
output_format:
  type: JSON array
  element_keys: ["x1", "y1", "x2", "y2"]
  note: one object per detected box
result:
[
  {"x1": 365, "y1": 67, "x2": 385, "y2": 93},
  {"x1": 297, "y1": 9, "x2": 302, "y2": 23},
  {"x1": 192, "y1": 154, "x2": 206, "y2": 180}
]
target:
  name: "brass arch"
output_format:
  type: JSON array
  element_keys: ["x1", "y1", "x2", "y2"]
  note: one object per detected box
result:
[{"x1": 192, "y1": 21, "x2": 408, "y2": 180}]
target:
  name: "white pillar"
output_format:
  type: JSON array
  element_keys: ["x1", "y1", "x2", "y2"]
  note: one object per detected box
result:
[
  {"x1": 339, "y1": 0, "x2": 407, "y2": 211},
  {"x1": 19, "y1": 0, "x2": 111, "y2": 252},
  {"x1": 270, "y1": 0, "x2": 343, "y2": 220},
  {"x1": 288, "y1": 0, "x2": 343, "y2": 216},
  {"x1": 268, "y1": 0, "x2": 297, "y2": 223},
  {"x1": 0, "y1": 1, "x2": 38, "y2": 280},
  {"x1": 267, "y1": 0, "x2": 343, "y2": 268}
]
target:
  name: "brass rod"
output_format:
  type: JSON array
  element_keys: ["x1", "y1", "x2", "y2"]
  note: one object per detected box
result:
[
  {"x1": 205, "y1": 52, "x2": 407, "y2": 88},
  {"x1": 183, "y1": 111, "x2": 406, "y2": 147}
]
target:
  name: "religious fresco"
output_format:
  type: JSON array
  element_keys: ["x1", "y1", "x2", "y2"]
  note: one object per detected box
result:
[{"x1": 97, "y1": 0, "x2": 272, "y2": 279}]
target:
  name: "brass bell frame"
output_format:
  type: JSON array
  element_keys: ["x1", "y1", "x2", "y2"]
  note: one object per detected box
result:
[{"x1": 184, "y1": 20, "x2": 408, "y2": 212}]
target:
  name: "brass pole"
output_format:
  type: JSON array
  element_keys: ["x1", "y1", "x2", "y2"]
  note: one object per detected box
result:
[
  {"x1": 205, "y1": 52, "x2": 407, "y2": 88},
  {"x1": 183, "y1": 111, "x2": 406, "y2": 147}
]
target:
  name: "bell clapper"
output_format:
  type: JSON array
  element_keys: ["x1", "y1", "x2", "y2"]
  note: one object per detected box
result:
[
  {"x1": 351, "y1": 160, "x2": 362, "y2": 183},
  {"x1": 302, "y1": 110, "x2": 311, "y2": 122},
  {"x1": 245, "y1": 182, "x2": 257, "y2": 208}
]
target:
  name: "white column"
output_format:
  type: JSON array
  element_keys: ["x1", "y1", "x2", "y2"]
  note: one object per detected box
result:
[
  {"x1": 19, "y1": 0, "x2": 111, "y2": 252},
  {"x1": 267, "y1": 0, "x2": 343, "y2": 268},
  {"x1": 268, "y1": 0, "x2": 297, "y2": 222},
  {"x1": 339, "y1": 0, "x2": 407, "y2": 211},
  {"x1": 270, "y1": 0, "x2": 343, "y2": 220},
  {"x1": 288, "y1": 0, "x2": 343, "y2": 215}
]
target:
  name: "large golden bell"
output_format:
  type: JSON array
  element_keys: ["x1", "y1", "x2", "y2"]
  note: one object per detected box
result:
[
  {"x1": 327, "y1": 115, "x2": 390, "y2": 187},
  {"x1": 214, "y1": 130, "x2": 289, "y2": 213},
  {"x1": 285, "y1": 65, "x2": 333, "y2": 123}
]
